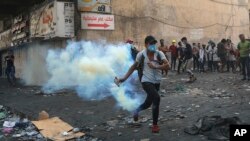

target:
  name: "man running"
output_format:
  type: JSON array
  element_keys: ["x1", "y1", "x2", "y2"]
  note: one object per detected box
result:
[
  {"x1": 181, "y1": 37, "x2": 196, "y2": 82},
  {"x1": 117, "y1": 35, "x2": 169, "y2": 133}
]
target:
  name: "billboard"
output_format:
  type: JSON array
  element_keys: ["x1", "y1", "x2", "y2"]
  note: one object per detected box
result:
[
  {"x1": 30, "y1": 2, "x2": 56, "y2": 37},
  {"x1": 0, "y1": 30, "x2": 12, "y2": 49},
  {"x1": 30, "y1": 1, "x2": 75, "y2": 38},
  {"x1": 78, "y1": 0, "x2": 111, "y2": 13},
  {"x1": 81, "y1": 13, "x2": 114, "y2": 30}
]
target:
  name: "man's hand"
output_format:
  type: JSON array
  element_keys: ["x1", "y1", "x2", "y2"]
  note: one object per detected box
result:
[
  {"x1": 147, "y1": 62, "x2": 156, "y2": 69},
  {"x1": 115, "y1": 77, "x2": 125, "y2": 83}
]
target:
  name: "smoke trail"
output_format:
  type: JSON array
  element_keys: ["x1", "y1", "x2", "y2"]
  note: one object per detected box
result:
[{"x1": 42, "y1": 40, "x2": 142, "y2": 112}]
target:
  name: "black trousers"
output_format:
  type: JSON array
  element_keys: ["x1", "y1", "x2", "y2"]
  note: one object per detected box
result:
[
  {"x1": 171, "y1": 55, "x2": 177, "y2": 70},
  {"x1": 177, "y1": 59, "x2": 183, "y2": 73},
  {"x1": 137, "y1": 82, "x2": 160, "y2": 125},
  {"x1": 208, "y1": 60, "x2": 213, "y2": 72},
  {"x1": 227, "y1": 61, "x2": 236, "y2": 72},
  {"x1": 193, "y1": 55, "x2": 199, "y2": 70}
]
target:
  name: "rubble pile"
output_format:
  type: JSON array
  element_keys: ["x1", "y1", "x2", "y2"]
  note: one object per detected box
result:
[
  {"x1": 0, "y1": 105, "x2": 101, "y2": 141},
  {"x1": 0, "y1": 105, "x2": 44, "y2": 140},
  {"x1": 184, "y1": 116, "x2": 242, "y2": 140}
]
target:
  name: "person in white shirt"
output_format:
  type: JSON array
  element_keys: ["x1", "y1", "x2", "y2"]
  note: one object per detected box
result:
[
  {"x1": 212, "y1": 45, "x2": 220, "y2": 72},
  {"x1": 199, "y1": 44, "x2": 206, "y2": 72},
  {"x1": 227, "y1": 40, "x2": 236, "y2": 73}
]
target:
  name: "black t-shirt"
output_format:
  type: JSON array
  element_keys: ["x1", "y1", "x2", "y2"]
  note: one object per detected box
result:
[
  {"x1": 177, "y1": 47, "x2": 185, "y2": 59},
  {"x1": 184, "y1": 43, "x2": 193, "y2": 59},
  {"x1": 5, "y1": 55, "x2": 14, "y2": 67}
]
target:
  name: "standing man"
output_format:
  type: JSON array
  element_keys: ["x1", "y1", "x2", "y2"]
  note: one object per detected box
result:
[
  {"x1": 126, "y1": 39, "x2": 138, "y2": 61},
  {"x1": 237, "y1": 34, "x2": 250, "y2": 80},
  {"x1": 199, "y1": 44, "x2": 206, "y2": 72},
  {"x1": 169, "y1": 40, "x2": 178, "y2": 71},
  {"x1": 181, "y1": 37, "x2": 196, "y2": 82},
  {"x1": 212, "y1": 44, "x2": 220, "y2": 72},
  {"x1": 158, "y1": 39, "x2": 169, "y2": 59},
  {"x1": 192, "y1": 43, "x2": 199, "y2": 71},
  {"x1": 177, "y1": 41, "x2": 185, "y2": 74},
  {"x1": 217, "y1": 39, "x2": 228, "y2": 72},
  {"x1": 158, "y1": 39, "x2": 169, "y2": 75},
  {"x1": 117, "y1": 35, "x2": 169, "y2": 133},
  {"x1": 4, "y1": 50, "x2": 16, "y2": 85},
  {"x1": 227, "y1": 40, "x2": 236, "y2": 73}
]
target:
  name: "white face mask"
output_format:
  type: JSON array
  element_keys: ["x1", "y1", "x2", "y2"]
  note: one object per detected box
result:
[{"x1": 181, "y1": 42, "x2": 186, "y2": 48}]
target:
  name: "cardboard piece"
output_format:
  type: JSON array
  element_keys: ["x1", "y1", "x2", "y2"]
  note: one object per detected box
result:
[{"x1": 32, "y1": 117, "x2": 85, "y2": 141}]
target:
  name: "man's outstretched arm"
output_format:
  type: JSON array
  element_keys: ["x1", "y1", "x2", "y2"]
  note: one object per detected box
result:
[{"x1": 119, "y1": 62, "x2": 139, "y2": 82}]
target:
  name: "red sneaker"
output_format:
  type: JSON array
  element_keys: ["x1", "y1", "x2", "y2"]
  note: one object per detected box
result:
[{"x1": 152, "y1": 125, "x2": 160, "y2": 133}]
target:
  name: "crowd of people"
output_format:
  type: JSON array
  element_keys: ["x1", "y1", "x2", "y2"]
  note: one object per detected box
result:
[{"x1": 128, "y1": 34, "x2": 250, "y2": 81}]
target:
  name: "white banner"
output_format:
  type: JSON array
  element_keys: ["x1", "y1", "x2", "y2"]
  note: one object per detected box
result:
[{"x1": 81, "y1": 13, "x2": 114, "y2": 30}]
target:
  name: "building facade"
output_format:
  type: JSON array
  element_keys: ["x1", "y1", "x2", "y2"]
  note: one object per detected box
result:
[{"x1": 0, "y1": 0, "x2": 249, "y2": 79}]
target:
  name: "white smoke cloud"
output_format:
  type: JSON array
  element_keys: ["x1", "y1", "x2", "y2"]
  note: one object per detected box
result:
[
  {"x1": 42, "y1": 40, "x2": 142, "y2": 112},
  {"x1": 21, "y1": 45, "x2": 49, "y2": 85}
]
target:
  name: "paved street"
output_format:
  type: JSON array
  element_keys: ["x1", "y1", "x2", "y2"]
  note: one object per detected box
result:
[{"x1": 0, "y1": 71, "x2": 249, "y2": 141}]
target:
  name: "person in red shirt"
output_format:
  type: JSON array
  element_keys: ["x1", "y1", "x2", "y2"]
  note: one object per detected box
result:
[{"x1": 169, "y1": 40, "x2": 178, "y2": 70}]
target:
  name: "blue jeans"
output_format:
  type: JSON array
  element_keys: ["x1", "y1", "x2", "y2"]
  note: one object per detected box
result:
[
  {"x1": 240, "y1": 57, "x2": 250, "y2": 78},
  {"x1": 5, "y1": 66, "x2": 16, "y2": 82}
]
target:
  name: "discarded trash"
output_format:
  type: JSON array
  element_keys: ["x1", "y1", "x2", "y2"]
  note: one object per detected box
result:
[
  {"x1": 107, "y1": 120, "x2": 119, "y2": 127},
  {"x1": 117, "y1": 132, "x2": 122, "y2": 136},
  {"x1": 15, "y1": 122, "x2": 29, "y2": 129},
  {"x1": 106, "y1": 127, "x2": 114, "y2": 132},
  {"x1": 2, "y1": 127, "x2": 14, "y2": 134},
  {"x1": 62, "y1": 131, "x2": 69, "y2": 136},
  {"x1": 38, "y1": 111, "x2": 49, "y2": 120},
  {"x1": 195, "y1": 105, "x2": 200, "y2": 108},
  {"x1": 26, "y1": 131, "x2": 38, "y2": 136},
  {"x1": 188, "y1": 88, "x2": 203, "y2": 95},
  {"x1": 3, "y1": 121, "x2": 16, "y2": 128},
  {"x1": 160, "y1": 89, "x2": 166, "y2": 94},
  {"x1": 133, "y1": 129, "x2": 139, "y2": 133},
  {"x1": 175, "y1": 84, "x2": 185, "y2": 92},
  {"x1": 73, "y1": 128, "x2": 80, "y2": 133},
  {"x1": 0, "y1": 112, "x2": 6, "y2": 119},
  {"x1": 12, "y1": 134, "x2": 22, "y2": 138},
  {"x1": 171, "y1": 129, "x2": 177, "y2": 132},
  {"x1": 140, "y1": 117, "x2": 148, "y2": 123}
]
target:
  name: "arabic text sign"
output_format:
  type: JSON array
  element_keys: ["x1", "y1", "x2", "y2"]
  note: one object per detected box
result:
[
  {"x1": 81, "y1": 13, "x2": 114, "y2": 30},
  {"x1": 78, "y1": 0, "x2": 111, "y2": 13}
]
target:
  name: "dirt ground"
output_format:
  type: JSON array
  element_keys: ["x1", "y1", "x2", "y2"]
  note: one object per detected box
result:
[{"x1": 0, "y1": 71, "x2": 250, "y2": 141}]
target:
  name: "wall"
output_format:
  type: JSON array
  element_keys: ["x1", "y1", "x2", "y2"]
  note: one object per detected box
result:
[
  {"x1": 78, "y1": 0, "x2": 250, "y2": 49},
  {"x1": 0, "y1": 40, "x2": 66, "y2": 81},
  {"x1": 0, "y1": 21, "x2": 3, "y2": 32}
]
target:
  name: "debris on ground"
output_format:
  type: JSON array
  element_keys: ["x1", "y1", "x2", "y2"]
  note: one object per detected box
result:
[
  {"x1": 0, "y1": 106, "x2": 103, "y2": 141},
  {"x1": 38, "y1": 110, "x2": 49, "y2": 120},
  {"x1": 184, "y1": 115, "x2": 242, "y2": 140}
]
